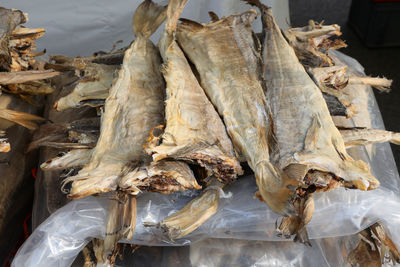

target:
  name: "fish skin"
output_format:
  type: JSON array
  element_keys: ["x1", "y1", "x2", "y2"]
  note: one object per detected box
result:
[
  {"x1": 119, "y1": 160, "x2": 200, "y2": 195},
  {"x1": 245, "y1": 0, "x2": 378, "y2": 241},
  {"x1": 159, "y1": 183, "x2": 220, "y2": 240},
  {"x1": 176, "y1": 7, "x2": 297, "y2": 216},
  {"x1": 54, "y1": 63, "x2": 118, "y2": 111},
  {"x1": 146, "y1": 0, "x2": 242, "y2": 184},
  {"x1": 63, "y1": 0, "x2": 168, "y2": 199}
]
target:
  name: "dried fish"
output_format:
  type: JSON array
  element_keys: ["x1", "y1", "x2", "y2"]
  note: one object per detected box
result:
[
  {"x1": 348, "y1": 222, "x2": 400, "y2": 266},
  {"x1": 40, "y1": 149, "x2": 92, "y2": 170},
  {"x1": 308, "y1": 65, "x2": 392, "y2": 117},
  {"x1": 27, "y1": 117, "x2": 99, "y2": 152},
  {"x1": 0, "y1": 70, "x2": 60, "y2": 85},
  {"x1": 176, "y1": 6, "x2": 296, "y2": 215},
  {"x1": 62, "y1": 0, "x2": 169, "y2": 199},
  {"x1": 246, "y1": 0, "x2": 378, "y2": 243},
  {"x1": 0, "y1": 108, "x2": 45, "y2": 130},
  {"x1": 277, "y1": 193, "x2": 314, "y2": 246},
  {"x1": 145, "y1": 0, "x2": 242, "y2": 184},
  {"x1": 283, "y1": 20, "x2": 345, "y2": 68},
  {"x1": 119, "y1": 160, "x2": 200, "y2": 195},
  {"x1": 3, "y1": 80, "x2": 55, "y2": 96},
  {"x1": 0, "y1": 7, "x2": 27, "y2": 71},
  {"x1": 340, "y1": 128, "x2": 400, "y2": 148},
  {"x1": 104, "y1": 192, "x2": 137, "y2": 254},
  {"x1": 54, "y1": 64, "x2": 118, "y2": 111},
  {"x1": 157, "y1": 180, "x2": 221, "y2": 240}
]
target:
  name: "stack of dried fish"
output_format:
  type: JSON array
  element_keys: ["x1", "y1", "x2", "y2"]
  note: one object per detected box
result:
[{"x1": 20, "y1": 0, "x2": 400, "y2": 266}]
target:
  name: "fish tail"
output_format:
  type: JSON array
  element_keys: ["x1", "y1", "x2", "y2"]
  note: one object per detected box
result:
[
  {"x1": 391, "y1": 132, "x2": 400, "y2": 145},
  {"x1": 132, "y1": 0, "x2": 167, "y2": 38},
  {"x1": 104, "y1": 194, "x2": 137, "y2": 254},
  {"x1": 254, "y1": 161, "x2": 299, "y2": 216},
  {"x1": 165, "y1": 0, "x2": 189, "y2": 33},
  {"x1": 0, "y1": 108, "x2": 45, "y2": 130}
]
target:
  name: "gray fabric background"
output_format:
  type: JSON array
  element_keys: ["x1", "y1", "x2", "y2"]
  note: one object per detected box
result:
[{"x1": 1, "y1": 0, "x2": 289, "y2": 57}]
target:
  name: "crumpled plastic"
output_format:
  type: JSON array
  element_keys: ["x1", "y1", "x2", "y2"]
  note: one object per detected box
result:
[{"x1": 12, "y1": 51, "x2": 400, "y2": 267}]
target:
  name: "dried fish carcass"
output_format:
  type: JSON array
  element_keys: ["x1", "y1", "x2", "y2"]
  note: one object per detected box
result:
[
  {"x1": 176, "y1": 4, "x2": 300, "y2": 217},
  {"x1": 144, "y1": 0, "x2": 242, "y2": 185},
  {"x1": 58, "y1": 0, "x2": 201, "y2": 255},
  {"x1": 62, "y1": 0, "x2": 169, "y2": 199},
  {"x1": 246, "y1": 0, "x2": 378, "y2": 244},
  {"x1": 54, "y1": 63, "x2": 118, "y2": 111}
]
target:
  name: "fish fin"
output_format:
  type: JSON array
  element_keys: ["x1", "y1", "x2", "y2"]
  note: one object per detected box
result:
[
  {"x1": 132, "y1": 0, "x2": 167, "y2": 38},
  {"x1": 165, "y1": 0, "x2": 189, "y2": 33},
  {"x1": 242, "y1": 0, "x2": 269, "y2": 9},
  {"x1": 104, "y1": 194, "x2": 137, "y2": 254},
  {"x1": 391, "y1": 133, "x2": 400, "y2": 145},
  {"x1": 208, "y1": 11, "x2": 219, "y2": 23},
  {"x1": 0, "y1": 109, "x2": 45, "y2": 130},
  {"x1": 178, "y1": 18, "x2": 204, "y2": 31},
  {"x1": 27, "y1": 123, "x2": 68, "y2": 152},
  {"x1": 304, "y1": 115, "x2": 321, "y2": 152},
  {"x1": 254, "y1": 161, "x2": 299, "y2": 216},
  {"x1": 283, "y1": 163, "x2": 308, "y2": 182},
  {"x1": 293, "y1": 226, "x2": 311, "y2": 246}
]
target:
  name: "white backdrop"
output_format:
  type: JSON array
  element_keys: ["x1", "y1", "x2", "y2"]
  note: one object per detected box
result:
[{"x1": 1, "y1": 0, "x2": 289, "y2": 57}]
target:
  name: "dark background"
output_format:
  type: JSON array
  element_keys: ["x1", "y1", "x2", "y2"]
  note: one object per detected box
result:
[{"x1": 289, "y1": 0, "x2": 400, "y2": 171}]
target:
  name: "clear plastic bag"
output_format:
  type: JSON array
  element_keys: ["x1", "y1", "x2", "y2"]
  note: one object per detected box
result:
[{"x1": 12, "y1": 52, "x2": 400, "y2": 267}]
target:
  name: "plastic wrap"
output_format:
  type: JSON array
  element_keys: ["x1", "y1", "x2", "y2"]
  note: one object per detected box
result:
[{"x1": 12, "y1": 52, "x2": 400, "y2": 266}]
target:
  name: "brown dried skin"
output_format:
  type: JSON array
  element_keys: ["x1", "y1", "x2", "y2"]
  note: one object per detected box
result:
[
  {"x1": 276, "y1": 193, "x2": 314, "y2": 246},
  {"x1": 0, "y1": 70, "x2": 60, "y2": 84},
  {"x1": 54, "y1": 64, "x2": 118, "y2": 111},
  {"x1": 104, "y1": 193, "x2": 137, "y2": 255},
  {"x1": 176, "y1": 8, "x2": 293, "y2": 215},
  {"x1": 340, "y1": 128, "x2": 400, "y2": 148},
  {"x1": 0, "y1": 137, "x2": 10, "y2": 152},
  {"x1": 145, "y1": 0, "x2": 242, "y2": 184},
  {"x1": 4, "y1": 80, "x2": 55, "y2": 95},
  {"x1": 63, "y1": 0, "x2": 167, "y2": 199},
  {"x1": 308, "y1": 66, "x2": 356, "y2": 118},
  {"x1": 11, "y1": 27, "x2": 45, "y2": 40},
  {"x1": 40, "y1": 149, "x2": 92, "y2": 170},
  {"x1": 119, "y1": 160, "x2": 200, "y2": 195},
  {"x1": 348, "y1": 222, "x2": 400, "y2": 266},
  {"x1": 309, "y1": 66, "x2": 392, "y2": 118},
  {"x1": 0, "y1": 7, "x2": 27, "y2": 71},
  {"x1": 347, "y1": 235, "x2": 381, "y2": 267},
  {"x1": 27, "y1": 117, "x2": 99, "y2": 152},
  {"x1": 283, "y1": 20, "x2": 345, "y2": 68},
  {"x1": 158, "y1": 180, "x2": 220, "y2": 240},
  {"x1": 0, "y1": 108, "x2": 45, "y2": 130},
  {"x1": 370, "y1": 222, "x2": 400, "y2": 265},
  {"x1": 8, "y1": 26, "x2": 48, "y2": 72},
  {"x1": 248, "y1": 2, "x2": 378, "y2": 216},
  {"x1": 348, "y1": 76, "x2": 392, "y2": 93},
  {"x1": 310, "y1": 65, "x2": 392, "y2": 94}
]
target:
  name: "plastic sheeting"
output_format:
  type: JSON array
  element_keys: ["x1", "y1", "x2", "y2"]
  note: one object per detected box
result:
[
  {"x1": 0, "y1": 0, "x2": 289, "y2": 57},
  {"x1": 12, "y1": 51, "x2": 400, "y2": 266}
]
